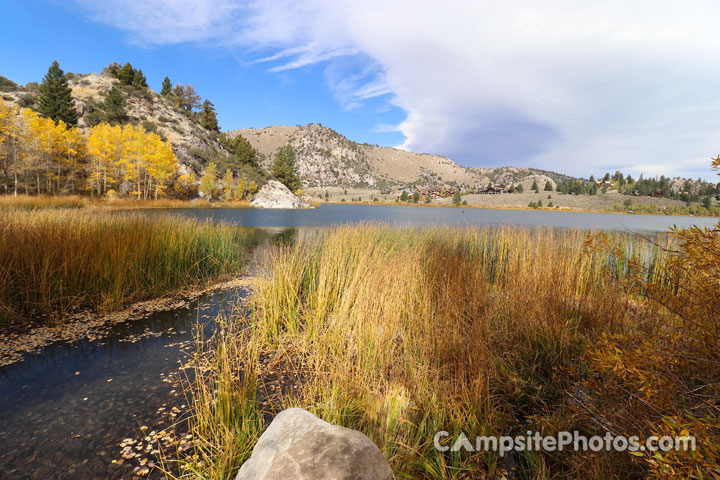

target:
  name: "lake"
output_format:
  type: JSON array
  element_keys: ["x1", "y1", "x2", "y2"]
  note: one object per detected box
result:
[{"x1": 147, "y1": 204, "x2": 719, "y2": 232}]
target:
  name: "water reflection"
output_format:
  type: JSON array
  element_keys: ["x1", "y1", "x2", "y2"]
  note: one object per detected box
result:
[{"x1": 142, "y1": 204, "x2": 718, "y2": 232}]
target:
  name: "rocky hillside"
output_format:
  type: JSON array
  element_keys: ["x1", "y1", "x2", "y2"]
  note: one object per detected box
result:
[
  {"x1": 1, "y1": 72, "x2": 225, "y2": 173},
  {"x1": 2, "y1": 69, "x2": 572, "y2": 190},
  {"x1": 230, "y1": 124, "x2": 569, "y2": 190}
]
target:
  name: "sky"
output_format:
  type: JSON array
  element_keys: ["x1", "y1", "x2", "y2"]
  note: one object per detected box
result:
[{"x1": 2, "y1": 1, "x2": 720, "y2": 180}]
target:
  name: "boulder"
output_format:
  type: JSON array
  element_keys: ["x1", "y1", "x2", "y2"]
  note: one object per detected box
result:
[
  {"x1": 251, "y1": 180, "x2": 309, "y2": 209},
  {"x1": 235, "y1": 408, "x2": 393, "y2": 480}
]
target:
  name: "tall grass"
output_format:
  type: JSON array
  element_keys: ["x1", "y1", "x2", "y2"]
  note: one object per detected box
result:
[
  {"x1": 0, "y1": 194, "x2": 252, "y2": 210},
  {"x1": 0, "y1": 210, "x2": 250, "y2": 323},
  {"x1": 0, "y1": 194, "x2": 88, "y2": 210},
  {"x1": 176, "y1": 225, "x2": 674, "y2": 479}
]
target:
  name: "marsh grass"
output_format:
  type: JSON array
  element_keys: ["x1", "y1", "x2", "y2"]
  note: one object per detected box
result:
[
  {"x1": 0, "y1": 194, "x2": 256, "y2": 210},
  {"x1": 174, "y1": 225, "x2": 674, "y2": 479},
  {"x1": 0, "y1": 194, "x2": 88, "y2": 210},
  {"x1": 0, "y1": 210, "x2": 249, "y2": 323}
]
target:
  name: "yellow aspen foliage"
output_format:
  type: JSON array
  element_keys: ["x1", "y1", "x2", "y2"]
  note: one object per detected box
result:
[
  {"x1": 233, "y1": 178, "x2": 247, "y2": 201},
  {"x1": 198, "y1": 162, "x2": 218, "y2": 200},
  {"x1": 0, "y1": 102, "x2": 16, "y2": 147},
  {"x1": 87, "y1": 122, "x2": 178, "y2": 199},
  {"x1": 87, "y1": 123, "x2": 122, "y2": 196},
  {"x1": 221, "y1": 168, "x2": 235, "y2": 201},
  {"x1": 173, "y1": 171, "x2": 197, "y2": 198}
]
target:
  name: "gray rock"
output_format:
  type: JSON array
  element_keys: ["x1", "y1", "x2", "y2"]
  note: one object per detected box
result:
[
  {"x1": 251, "y1": 180, "x2": 309, "y2": 209},
  {"x1": 235, "y1": 408, "x2": 393, "y2": 480}
]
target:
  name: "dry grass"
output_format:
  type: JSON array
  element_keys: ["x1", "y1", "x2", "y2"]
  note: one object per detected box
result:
[
  {"x1": 0, "y1": 210, "x2": 250, "y2": 323},
  {"x1": 0, "y1": 194, "x2": 88, "y2": 210},
  {"x1": 174, "y1": 225, "x2": 675, "y2": 479},
  {"x1": 0, "y1": 194, "x2": 253, "y2": 210}
]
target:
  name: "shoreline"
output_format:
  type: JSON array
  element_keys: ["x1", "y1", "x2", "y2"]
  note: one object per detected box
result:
[
  {"x1": 319, "y1": 199, "x2": 720, "y2": 218},
  {"x1": 2, "y1": 194, "x2": 718, "y2": 218},
  {"x1": 0, "y1": 276, "x2": 253, "y2": 368}
]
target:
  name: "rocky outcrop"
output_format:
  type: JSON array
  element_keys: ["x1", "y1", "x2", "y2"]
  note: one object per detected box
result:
[
  {"x1": 230, "y1": 124, "x2": 571, "y2": 190},
  {"x1": 235, "y1": 408, "x2": 393, "y2": 480},
  {"x1": 251, "y1": 180, "x2": 309, "y2": 209}
]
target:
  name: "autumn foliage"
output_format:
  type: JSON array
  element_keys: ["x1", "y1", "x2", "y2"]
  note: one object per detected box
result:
[
  {"x1": 0, "y1": 102, "x2": 178, "y2": 199},
  {"x1": 580, "y1": 160, "x2": 720, "y2": 477}
]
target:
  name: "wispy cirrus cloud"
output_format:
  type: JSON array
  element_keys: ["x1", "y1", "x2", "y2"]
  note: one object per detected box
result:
[{"x1": 72, "y1": 0, "x2": 720, "y2": 179}]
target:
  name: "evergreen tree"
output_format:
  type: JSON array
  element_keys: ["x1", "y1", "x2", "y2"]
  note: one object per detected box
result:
[
  {"x1": 200, "y1": 99, "x2": 219, "y2": 132},
  {"x1": 100, "y1": 87, "x2": 126, "y2": 124},
  {"x1": 544, "y1": 180, "x2": 553, "y2": 191},
  {"x1": 104, "y1": 62, "x2": 121, "y2": 77},
  {"x1": 272, "y1": 145, "x2": 301, "y2": 192},
  {"x1": 531, "y1": 179, "x2": 539, "y2": 192},
  {"x1": 219, "y1": 133, "x2": 258, "y2": 167},
  {"x1": 132, "y1": 69, "x2": 148, "y2": 88},
  {"x1": 0, "y1": 75, "x2": 17, "y2": 90},
  {"x1": 400, "y1": 190, "x2": 409, "y2": 201},
  {"x1": 37, "y1": 60, "x2": 78, "y2": 126},
  {"x1": 452, "y1": 190, "x2": 462, "y2": 205},
  {"x1": 412, "y1": 191, "x2": 420, "y2": 203},
  {"x1": 160, "y1": 77, "x2": 172, "y2": 96},
  {"x1": 117, "y1": 63, "x2": 135, "y2": 85},
  {"x1": 171, "y1": 84, "x2": 201, "y2": 113},
  {"x1": 516, "y1": 184, "x2": 524, "y2": 193}
]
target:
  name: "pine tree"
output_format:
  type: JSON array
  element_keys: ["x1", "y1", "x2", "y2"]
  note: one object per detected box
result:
[
  {"x1": 200, "y1": 100, "x2": 219, "y2": 132},
  {"x1": 160, "y1": 77, "x2": 172, "y2": 96},
  {"x1": 100, "y1": 87, "x2": 126, "y2": 124},
  {"x1": 117, "y1": 63, "x2": 134, "y2": 85},
  {"x1": 219, "y1": 133, "x2": 258, "y2": 167},
  {"x1": 452, "y1": 190, "x2": 462, "y2": 205},
  {"x1": 531, "y1": 179, "x2": 539, "y2": 192},
  {"x1": 37, "y1": 61, "x2": 78, "y2": 126},
  {"x1": 132, "y1": 69, "x2": 148, "y2": 88},
  {"x1": 544, "y1": 180, "x2": 553, "y2": 191},
  {"x1": 272, "y1": 145, "x2": 301, "y2": 192}
]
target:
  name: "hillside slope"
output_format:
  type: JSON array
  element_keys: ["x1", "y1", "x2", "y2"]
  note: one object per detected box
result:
[
  {"x1": 2, "y1": 72, "x2": 225, "y2": 173},
  {"x1": 2, "y1": 70, "x2": 573, "y2": 191},
  {"x1": 231, "y1": 124, "x2": 568, "y2": 190}
]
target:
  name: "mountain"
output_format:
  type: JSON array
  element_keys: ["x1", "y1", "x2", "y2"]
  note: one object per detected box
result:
[
  {"x1": 229, "y1": 124, "x2": 572, "y2": 190},
  {"x1": 2, "y1": 68, "x2": 574, "y2": 191}
]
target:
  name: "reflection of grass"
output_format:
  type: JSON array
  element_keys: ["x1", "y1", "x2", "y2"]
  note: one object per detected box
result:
[
  {"x1": 0, "y1": 210, "x2": 251, "y2": 323},
  {"x1": 176, "y1": 225, "x2": 675, "y2": 479}
]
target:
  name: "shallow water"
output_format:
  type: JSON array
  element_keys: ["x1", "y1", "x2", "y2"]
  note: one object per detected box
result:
[
  {"x1": 145, "y1": 203, "x2": 719, "y2": 232},
  {"x1": 0, "y1": 286, "x2": 245, "y2": 479}
]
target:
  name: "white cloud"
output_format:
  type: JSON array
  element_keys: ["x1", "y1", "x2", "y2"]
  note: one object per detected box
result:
[{"x1": 73, "y1": 0, "x2": 720, "y2": 179}]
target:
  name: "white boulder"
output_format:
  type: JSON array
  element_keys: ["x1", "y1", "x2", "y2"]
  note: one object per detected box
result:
[
  {"x1": 251, "y1": 180, "x2": 309, "y2": 209},
  {"x1": 235, "y1": 408, "x2": 393, "y2": 480}
]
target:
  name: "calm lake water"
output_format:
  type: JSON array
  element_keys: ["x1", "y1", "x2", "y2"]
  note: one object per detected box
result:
[
  {"x1": 1, "y1": 204, "x2": 717, "y2": 479},
  {"x1": 0, "y1": 287, "x2": 246, "y2": 480},
  {"x1": 149, "y1": 204, "x2": 719, "y2": 232}
]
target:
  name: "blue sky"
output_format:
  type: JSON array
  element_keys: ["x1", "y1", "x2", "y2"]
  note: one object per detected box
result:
[
  {"x1": 2, "y1": 0, "x2": 720, "y2": 180},
  {"x1": 0, "y1": 1, "x2": 406, "y2": 148}
]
